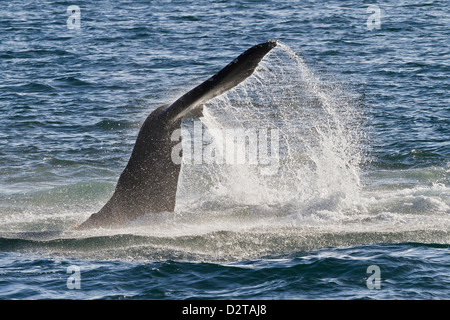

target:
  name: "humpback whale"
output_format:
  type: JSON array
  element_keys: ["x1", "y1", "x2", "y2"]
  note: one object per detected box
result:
[{"x1": 78, "y1": 40, "x2": 277, "y2": 229}]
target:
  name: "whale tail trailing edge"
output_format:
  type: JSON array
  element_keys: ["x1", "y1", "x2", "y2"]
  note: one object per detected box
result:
[
  {"x1": 78, "y1": 40, "x2": 277, "y2": 229},
  {"x1": 162, "y1": 40, "x2": 277, "y2": 126}
]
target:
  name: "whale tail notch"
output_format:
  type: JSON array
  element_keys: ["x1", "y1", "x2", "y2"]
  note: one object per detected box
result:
[{"x1": 78, "y1": 40, "x2": 277, "y2": 229}]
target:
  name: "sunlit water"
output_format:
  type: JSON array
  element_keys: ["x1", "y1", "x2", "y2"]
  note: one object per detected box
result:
[{"x1": 0, "y1": 0, "x2": 448, "y2": 299}]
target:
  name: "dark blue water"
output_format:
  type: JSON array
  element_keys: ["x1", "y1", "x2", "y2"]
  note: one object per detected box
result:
[{"x1": 0, "y1": 0, "x2": 448, "y2": 300}]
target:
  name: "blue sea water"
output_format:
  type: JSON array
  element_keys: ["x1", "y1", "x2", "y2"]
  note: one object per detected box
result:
[{"x1": 0, "y1": 0, "x2": 449, "y2": 300}]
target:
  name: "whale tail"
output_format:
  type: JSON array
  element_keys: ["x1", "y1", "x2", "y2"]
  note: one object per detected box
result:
[{"x1": 78, "y1": 40, "x2": 277, "y2": 229}]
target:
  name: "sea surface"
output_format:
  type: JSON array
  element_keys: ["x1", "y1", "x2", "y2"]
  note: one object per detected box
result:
[{"x1": 0, "y1": 0, "x2": 449, "y2": 300}]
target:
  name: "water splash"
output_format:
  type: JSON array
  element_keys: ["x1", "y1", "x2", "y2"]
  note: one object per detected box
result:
[{"x1": 176, "y1": 42, "x2": 366, "y2": 218}]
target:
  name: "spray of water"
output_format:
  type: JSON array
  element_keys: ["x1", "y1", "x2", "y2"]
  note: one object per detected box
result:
[{"x1": 176, "y1": 42, "x2": 365, "y2": 219}]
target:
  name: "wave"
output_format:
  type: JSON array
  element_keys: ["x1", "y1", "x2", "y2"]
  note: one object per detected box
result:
[
  {"x1": 0, "y1": 225, "x2": 448, "y2": 263},
  {"x1": 11, "y1": 82, "x2": 56, "y2": 92},
  {"x1": 53, "y1": 76, "x2": 93, "y2": 87},
  {"x1": 1, "y1": 240, "x2": 447, "y2": 300}
]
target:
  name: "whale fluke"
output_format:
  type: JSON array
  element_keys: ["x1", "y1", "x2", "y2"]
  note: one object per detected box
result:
[{"x1": 78, "y1": 40, "x2": 277, "y2": 229}]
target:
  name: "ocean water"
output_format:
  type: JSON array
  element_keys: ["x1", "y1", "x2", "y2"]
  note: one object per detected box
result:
[{"x1": 0, "y1": 0, "x2": 448, "y2": 300}]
